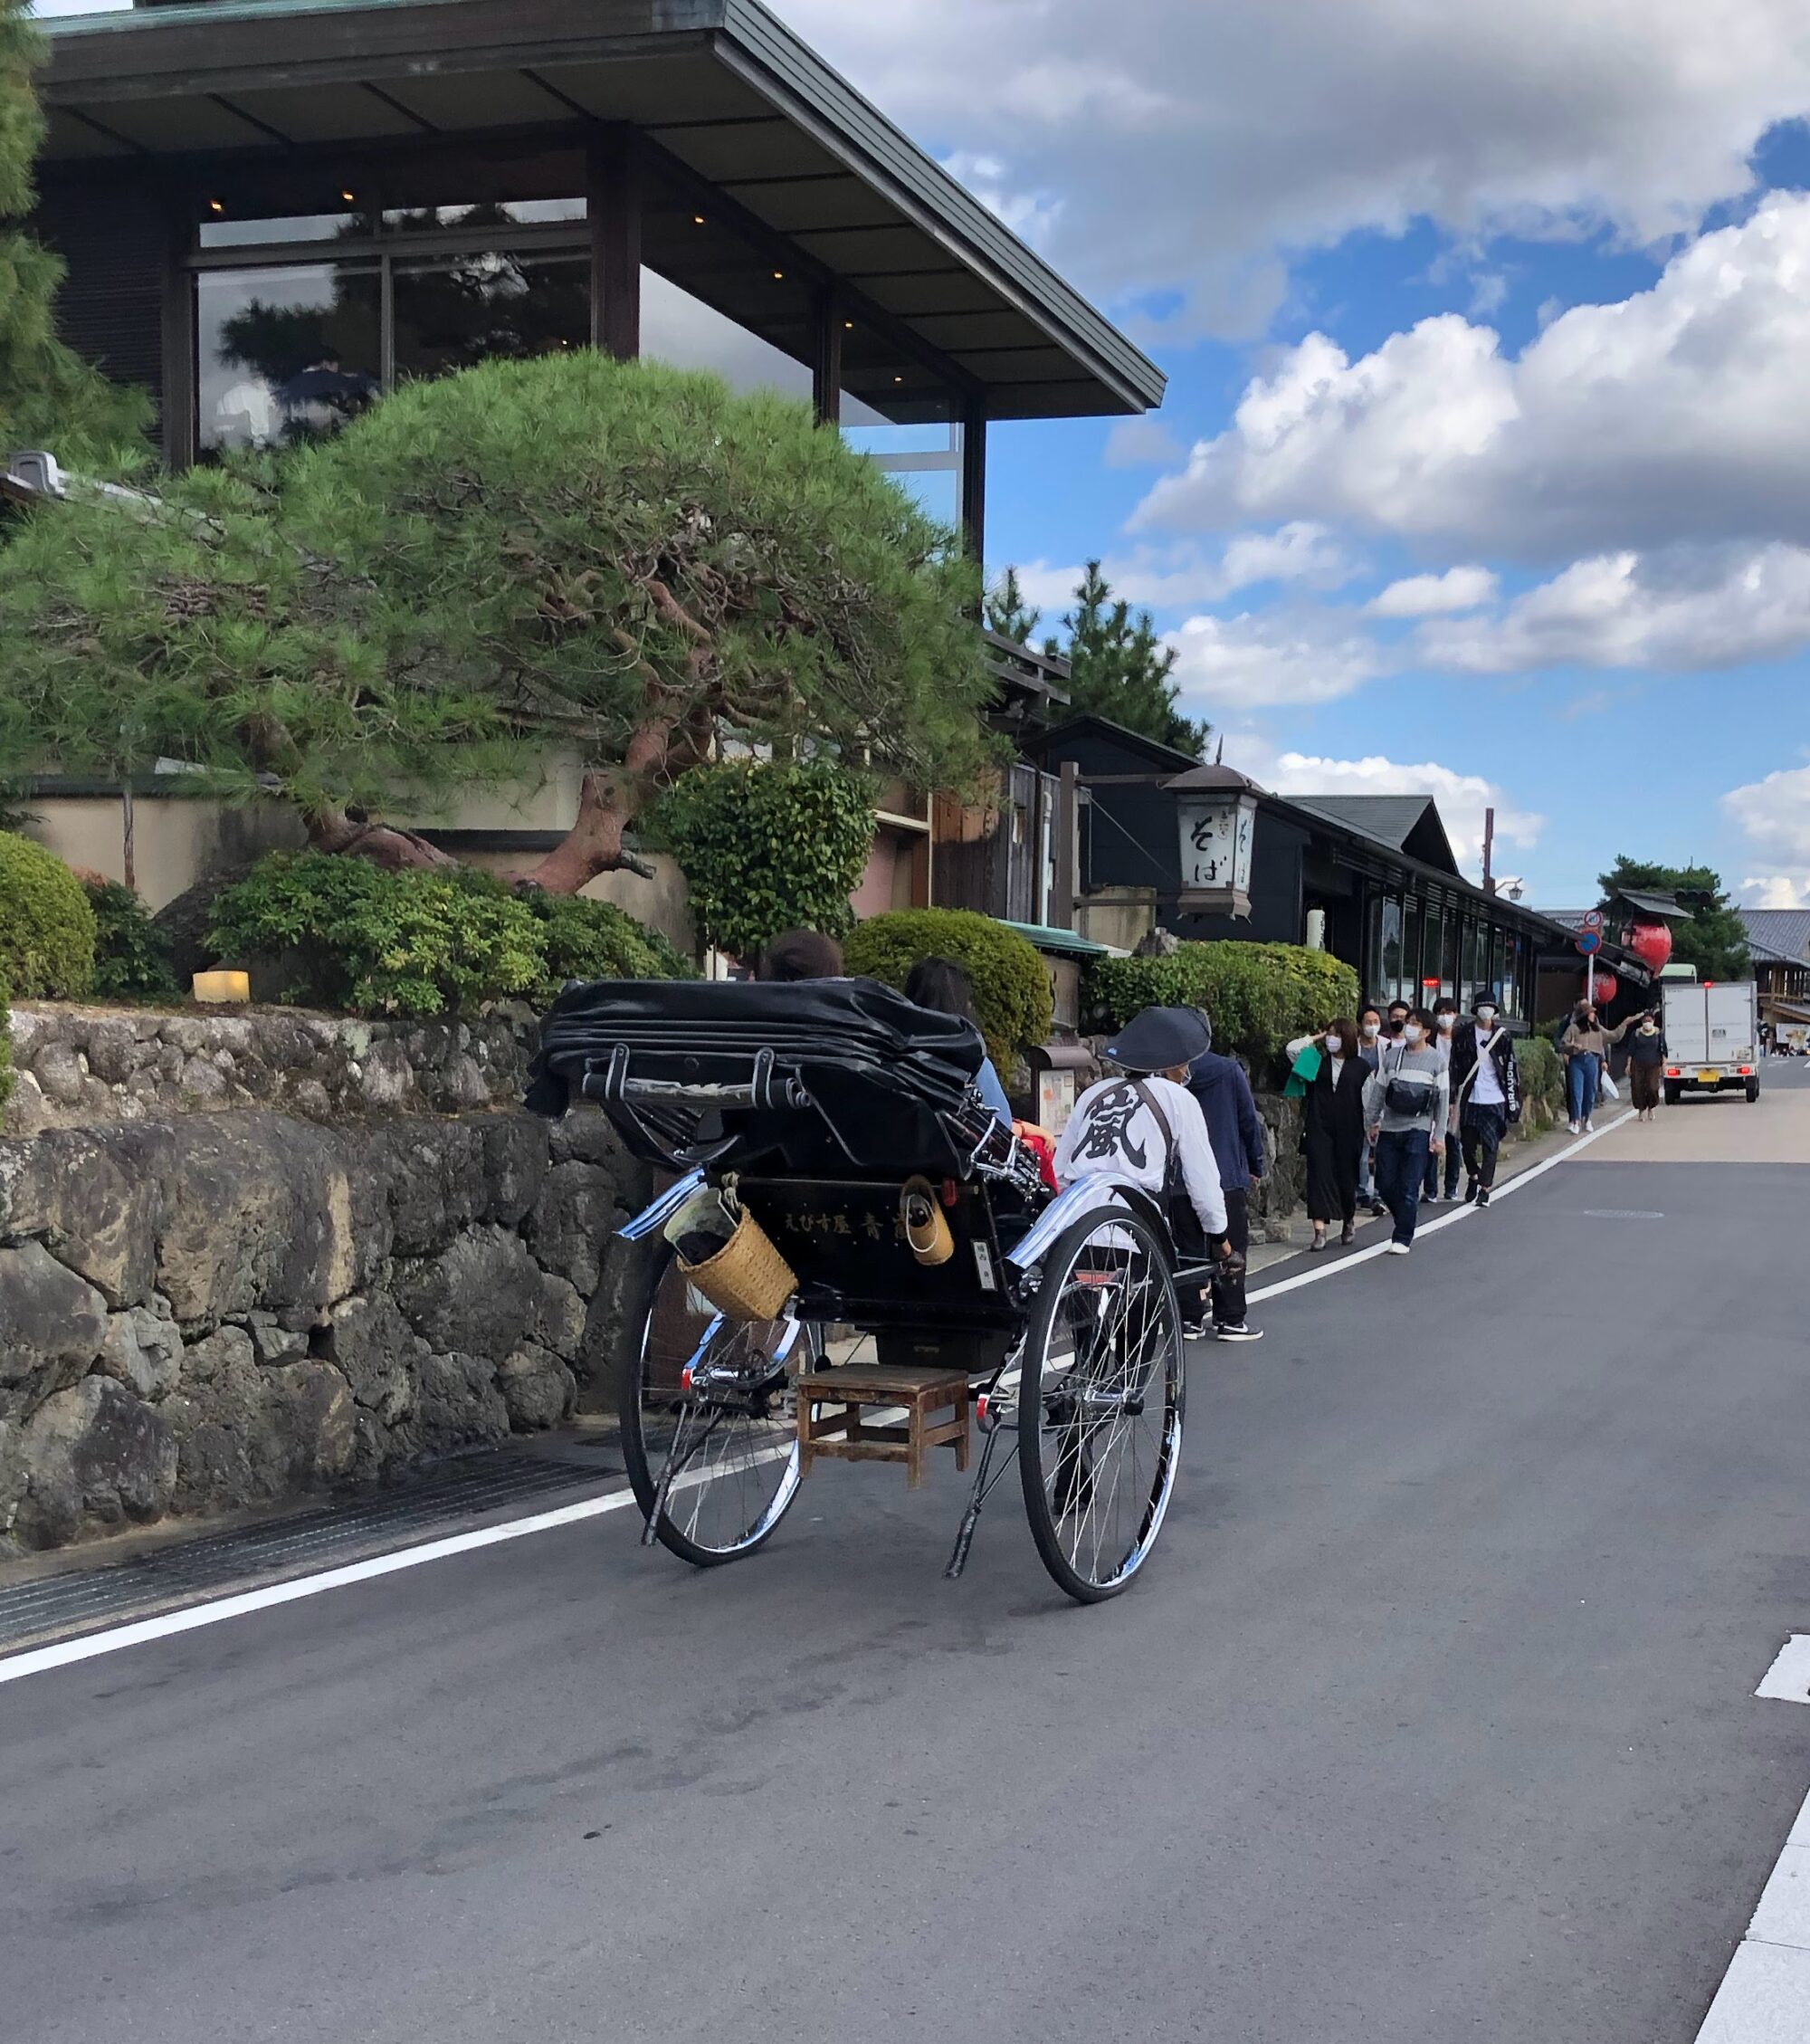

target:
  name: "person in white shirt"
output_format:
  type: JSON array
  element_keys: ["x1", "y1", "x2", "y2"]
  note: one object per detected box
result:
[
  {"x1": 1446, "y1": 988, "x2": 1522, "y2": 1208},
  {"x1": 1054, "y1": 1005, "x2": 1235, "y2": 1336},
  {"x1": 1424, "y1": 998, "x2": 1462, "y2": 1204}
]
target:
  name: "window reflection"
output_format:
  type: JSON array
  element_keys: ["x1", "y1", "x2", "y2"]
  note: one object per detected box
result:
[
  {"x1": 639, "y1": 267, "x2": 814, "y2": 401},
  {"x1": 196, "y1": 263, "x2": 380, "y2": 453},
  {"x1": 394, "y1": 252, "x2": 589, "y2": 381},
  {"x1": 383, "y1": 198, "x2": 586, "y2": 231}
]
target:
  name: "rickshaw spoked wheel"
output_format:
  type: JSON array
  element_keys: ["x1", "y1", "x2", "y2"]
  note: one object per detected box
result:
[
  {"x1": 618, "y1": 1240, "x2": 820, "y2": 1567},
  {"x1": 1017, "y1": 1207, "x2": 1186, "y2": 1604}
]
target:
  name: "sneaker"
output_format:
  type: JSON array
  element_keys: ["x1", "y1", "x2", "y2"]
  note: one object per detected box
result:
[
  {"x1": 1567, "y1": 1120, "x2": 1581, "y2": 1135},
  {"x1": 1585, "y1": 1117, "x2": 1596, "y2": 1133},
  {"x1": 1215, "y1": 1323, "x2": 1265, "y2": 1342},
  {"x1": 1385, "y1": 1241, "x2": 1412, "y2": 1256},
  {"x1": 1181, "y1": 1319, "x2": 1211, "y2": 1340},
  {"x1": 1463, "y1": 1180, "x2": 1479, "y2": 1205},
  {"x1": 1475, "y1": 1187, "x2": 1491, "y2": 1209},
  {"x1": 1368, "y1": 1198, "x2": 1388, "y2": 1217}
]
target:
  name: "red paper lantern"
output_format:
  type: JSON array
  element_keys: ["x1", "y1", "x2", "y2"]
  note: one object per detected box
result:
[
  {"x1": 1627, "y1": 920, "x2": 1673, "y2": 973},
  {"x1": 1583, "y1": 968, "x2": 1618, "y2": 1007}
]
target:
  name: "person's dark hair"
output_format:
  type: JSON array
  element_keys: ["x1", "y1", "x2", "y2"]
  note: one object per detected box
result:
[
  {"x1": 1359, "y1": 1004, "x2": 1383, "y2": 1026},
  {"x1": 756, "y1": 929, "x2": 843, "y2": 982},
  {"x1": 1386, "y1": 998, "x2": 1411, "y2": 1020},
  {"x1": 1323, "y1": 1017, "x2": 1358, "y2": 1050},
  {"x1": 903, "y1": 955, "x2": 977, "y2": 1024},
  {"x1": 1433, "y1": 995, "x2": 1458, "y2": 1017},
  {"x1": 1407, "y1": 1006, "x2": 1437, "y2": 1036}
]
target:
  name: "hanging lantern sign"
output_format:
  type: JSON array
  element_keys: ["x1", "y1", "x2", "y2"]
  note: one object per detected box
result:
[
  {"x1": 1175, "y1": 776, "x2": 1259, "y2": 920},
  {"x1": 1627, "y1": 920, "x2": 1673, "y2": 974}
]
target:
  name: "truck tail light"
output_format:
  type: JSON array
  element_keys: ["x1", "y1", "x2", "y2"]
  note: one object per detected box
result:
[
  {"x1": 1665, "y1": 1066, "x2": 1681, "y2": 1077},
  {"x1": 1738, "y1": 1065, "x2": 1754, "y2": 1076}
]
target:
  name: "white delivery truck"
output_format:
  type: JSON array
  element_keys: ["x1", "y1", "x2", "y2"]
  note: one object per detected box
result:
[{"x1": 1662, "y1": 980, "x2": 1761, "y2": 1104}]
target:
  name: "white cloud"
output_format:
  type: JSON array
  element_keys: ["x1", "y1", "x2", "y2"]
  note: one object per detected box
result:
[
  {"x1": 1167, "y1": 613, "x2": 1386, "y2": 710},
  {"x1": 1015, "y1": 522, "x2": 1355, "y2": 616},
  {"x1": 1418, "y1": 544, "x2": 1810, "y2": 672},
  {"x1": 775, "y1": 0, "x2": 1810, "y2": 339},
  {"x1": 1724, "y1": 762, "x2": 1810, "y2": 868},
  {"x1": 1103, "y1": 416, "x2": 1186, "y2": 470},
  {"x1": 1742, "y1": 875, "x2": 1810, "y2": 908},
  {"x1": 1220, "y1": 737, "x2": 1545, "y2": 878},
  {"x1": 938, "y1": 152, "x2": 1065, "y2": 250},
  {"x1": 1367, "y1": 566, "x2": 1499, "y2": 617},
  {"x1": 1134, "y1": 196, "x2": 1810, "y2": 559}
]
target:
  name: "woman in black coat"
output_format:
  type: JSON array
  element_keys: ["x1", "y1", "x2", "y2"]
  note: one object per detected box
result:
[{"x1": 1291, "y1": 1018, "x2": 1370, "y2": 1250}]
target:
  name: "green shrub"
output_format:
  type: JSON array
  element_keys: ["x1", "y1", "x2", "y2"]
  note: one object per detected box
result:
[
  {"x1": 0, "y1": 972, "x2": 13, "y2": 1122},
  {"x1": 524, "y1": 891, "x2": 696, "y2": 995},
  {"x1": 209, "y1": 853, "x2": 544, "y2": 1017},
  {"x1": 652, "y1": 759, "x2": 877, "y2": 964},
  {"x1": 843, "y1": 909, "x2": 1053, "y2": 1072},
  {"x1": 1514, "y1": 1035, "x2": 1564, "y2": 1118},
  {"x1": 0, "y1": 832, "x2": 96, "y2": 999},
  {"x1": 86, "y1": 879, "x2": 180, "y2": 999},
  {"x1": 208, "y1": 852, "x2": 689, "y2": 1017},
  {"x1": 1087, "y1": 941, "x2": 1360, "y2": 1078}
]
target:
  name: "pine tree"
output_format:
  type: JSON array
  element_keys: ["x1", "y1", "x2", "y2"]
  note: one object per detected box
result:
[
  {"x1": 0, "y1": 0, "x2": 149, "y2": 469},
  {"x1": 1043, "y1": 560, "x2": 1208, "y2": 758},
  {"x1": 984, "y1": 565, "x2": 1042, "y2": 645},
  {"x1": 1596, "y1": 856, "x2": 1751, "y2": 980}
]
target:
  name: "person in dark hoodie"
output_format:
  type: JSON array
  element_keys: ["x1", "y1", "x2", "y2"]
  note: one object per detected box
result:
[{"x1": 1187, "y1": 1011, "x2": 1267, "y2": 1343}]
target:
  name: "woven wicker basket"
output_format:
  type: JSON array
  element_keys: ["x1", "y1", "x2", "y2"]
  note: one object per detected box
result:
[{"x1": 676, "y1": 1201, "x2": 797, "y2": 1323}]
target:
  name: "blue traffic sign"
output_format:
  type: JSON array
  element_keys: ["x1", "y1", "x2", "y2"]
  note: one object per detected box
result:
[{"x1": 1576, "y1": 930, "x2": 1602, "y2": 956}]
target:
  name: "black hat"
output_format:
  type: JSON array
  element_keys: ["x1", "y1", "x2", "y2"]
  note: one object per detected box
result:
[
  {"x1": 1105, "y1": 1005, "x2": 1210, "y2": 1075},
  {"x1": 1472, "y1": 987, "x2": 1502, "y2": 1011}
]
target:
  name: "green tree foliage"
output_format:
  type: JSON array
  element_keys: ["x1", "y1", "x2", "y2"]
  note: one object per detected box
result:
[
  {"x1": 0, "y1": 0, "x2": 149, "y2": 467},
  {"x1": 652, "y1": 757, "x2": 876, "y2": 964},
  {"x1": 1596, "y1": 856, "x2": 1750, "y2": 980},
  {"x1": 984, "y1": 565, "x2": 1042, "y2": 646},
  {"x1": 207, "y1": 850, "x2": 687, "y2": 1016},
  {"x1": 1087, "y1": 941, "x2": 1358, "y2": 1078},
  {"x1": 0, "y1": 828, "x2": 96, "y2": 998},
  {"x1": 1038, "y1": 561, "x2": 1208, "y2": 758},
  {"x1": 843, "y1": 909, "x2": 1053, "y2": 1073},
  {"x1": 86, "y1": 878, "x2": 179, "y2": 999},
  {"x1": 0, "y1": 354, "x2": 993, "y2": 889},
  {"x1": 1513, "y1": 1036, "x2": 1564, "y2": 1122}
]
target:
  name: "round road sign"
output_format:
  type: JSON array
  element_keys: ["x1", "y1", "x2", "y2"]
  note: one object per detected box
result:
[{"x1": 1576, "y1": 930, "x2": 1602, "y2": 956}]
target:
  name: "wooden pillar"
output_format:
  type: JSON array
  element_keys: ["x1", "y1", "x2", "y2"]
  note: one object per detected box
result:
[
  {"x1": 1052, "y1": 760, "x2": 1080, "y2": 931},
  {"x1": 813, "y1": 288, "x2": 843, "y2": 425},
  {"x1": 588, "y1": 129, "x2": 642, "y2": 361},
  {"x1": 159, "y1": 194, "x2": 196, "y2": 469},
  {"x1": 959, "y1": 398, "x2": 986, "y2": 566}
]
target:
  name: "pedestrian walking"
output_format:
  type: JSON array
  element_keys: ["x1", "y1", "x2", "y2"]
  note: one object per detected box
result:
[
  {"x1": 1424, "y1": 998, "x2": 1462, "y2": 1204},
  {"x1": 1286, "y1": 1018, "x2": 1368, "y2": 1252},
  {"x1": 1357, "y1": 1004, "x2": 1387, "y2": 1214},
  {"x1": 1186, "y1": 1017, "x2": 1266, "y2": 1342},
  {"x1": 1053, "y1": 1006, "x2": 1237, "y2": 1338},
  {"x1": 1362, "y1": 1007, "x2": 1450, "y2": 1256},
  {"x1": 1625, "y1": 1007, "x2": 1667, "y2": 1121},
  {"x1": 903, "y1": 956, "x2": 1013, "y2": 1123},
  {"x1": 1558, "y1": 998, "x2": 1634, "y2": 1132},
  {"x1": 1447, "y1": 989, "x2": 1520, "y2": 1207}
]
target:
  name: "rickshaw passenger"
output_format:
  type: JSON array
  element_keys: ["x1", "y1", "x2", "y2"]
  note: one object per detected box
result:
[
  {"x1": 903, "y1": 956, "x2": 1014, "y2": 1123},
  {"x1": 1053, "y1": 1006, "x2": 1234, "y2": 1331},
  {"x1": 756, "y1": 930, "x2": 843, "y2": 980}
]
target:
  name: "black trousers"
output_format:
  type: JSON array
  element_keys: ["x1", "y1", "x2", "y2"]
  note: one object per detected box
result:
[
  {"x1": 1211, "y1": 1188, "x2": 1249, "y2": 1327},
  {"x1": 1462, "y1": 1103, "x2": 1507, "y2": 1189}
]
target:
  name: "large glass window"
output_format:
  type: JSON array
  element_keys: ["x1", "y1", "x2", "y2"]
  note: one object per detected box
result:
[
  {"x1": 1400, "y1": 896, "x2": 1423, "y2": 1007},
  {"x1": 196, "y1": 263, "x2": 381, "y2": 453},
  {"x1": 639, "y1": 267, "x2": 814, "y2": 402},
  {"x1": 1462, "y1": 918, "x2": 1488, "y2": 1011},
  {"x1": 1377, "y1": 896, "x2": 1404, "y2": 1001},
  {"x1": 394, "y1": 252, "x2": 589, "y2": 382}
]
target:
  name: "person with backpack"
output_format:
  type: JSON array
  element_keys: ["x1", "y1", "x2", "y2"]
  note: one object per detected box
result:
[
  {"x1": 1446, "y1": 988, "x2": 1520, "y2": 1208},
  {"x1": 1054, "y1": 1006, "x2": 1238, "y2": 1337},
  {"x1": 1186, "y1": 1016, "x2": 1267, "y2": 1342},
  {"x1": 1361, "y1": 1006, "x2": 1451, "y2": 1256}
]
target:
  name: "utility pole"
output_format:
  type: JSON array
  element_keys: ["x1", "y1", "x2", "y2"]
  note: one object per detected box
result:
[{"x1": 1481, "y1": 806, "x2": 1496, "y2": 896}]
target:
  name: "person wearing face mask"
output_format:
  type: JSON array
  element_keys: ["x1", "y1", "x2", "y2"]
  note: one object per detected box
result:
[
  {"x1": 1558, "y1": 998, "x2": 1635, "y2": 1133},
  {"x1": 1362, "y1": 1007, "x2": 1450, "y2": 1255},
  {"x1": 1625, "y1": 1005, "x2": 1667, "y2": 1121},
  {"x1": 1424, "y1": 998, "x2": 1462, "y2": 1205},
  {"x1": 1355, "y1": 1005, "x2": 1387, "y2": 1214},
  {"x1": 1448, "y1": 988, "x2": 1521, "y2": 1207},
  {"x1": 1286, "y1": 1017, "x2": 1368, "y2": 1251}
]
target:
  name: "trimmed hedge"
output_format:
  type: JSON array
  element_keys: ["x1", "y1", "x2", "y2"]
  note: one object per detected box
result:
[
  {"x1": 0, "y1": 832, "x2": 97, "y2": 1000},
  {"x1": 208, "y1": 852, "x2": 691, "y2": 1017},
  {"x1": 1087, "y1": 941, "x2": 1360, "y2": 1077},
  {"x1": 1514, "y1": 1035, "x2": 1564, "y2": 1118},
  {"x1": 87, "y1": 880, "x2": 181, "y2": 999},
  {"x1": 843, "y1": 909, "x2": 1053, "y2": 1073}
]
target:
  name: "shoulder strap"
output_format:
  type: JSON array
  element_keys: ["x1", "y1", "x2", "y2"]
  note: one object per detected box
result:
[{"x1": 1132, "y1": 1078, "x2": 1176, "y2": 1158}]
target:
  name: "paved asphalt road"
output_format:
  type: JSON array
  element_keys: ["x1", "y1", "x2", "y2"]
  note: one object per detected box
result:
[{"x1": 5, "y1": 1074, "x2": 1809, "y2": 2043}]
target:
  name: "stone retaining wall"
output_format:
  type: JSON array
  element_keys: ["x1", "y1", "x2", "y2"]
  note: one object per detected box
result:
[
  {"x1": 5, "y1": 1003, "x2": 534, "y2": 1137},
  {"x1": 0, "y1": 1103, "x2": 648, "y2": 1554}
]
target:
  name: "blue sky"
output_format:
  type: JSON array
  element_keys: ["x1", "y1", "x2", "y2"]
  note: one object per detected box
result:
[{"x1": 33, "y1": 1, "x2": 1810, "y2": 910}]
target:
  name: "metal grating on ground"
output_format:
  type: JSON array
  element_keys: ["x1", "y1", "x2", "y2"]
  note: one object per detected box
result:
[{"x1": 0, "y1": 1451, "x2": 621, "y2": 1657}]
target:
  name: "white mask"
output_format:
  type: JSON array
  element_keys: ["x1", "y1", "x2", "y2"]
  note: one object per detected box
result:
[
  {"x1": 1437, "y1": 1014, "x2": 1454, "y2": 1031},
  {"x1": 1404, "y1": 1024, "x2": 1424, "y2": 1046},
  {"x1": 1362, "y1": 1021, "x2": 1380, "y2": 1039},
  {"x1": 1324, "y1": 1036, "x2": 1343, "y2": 1055},
  {"x1": 1476, "y1": 1008, "x2": 1497, "y2": 1027}
]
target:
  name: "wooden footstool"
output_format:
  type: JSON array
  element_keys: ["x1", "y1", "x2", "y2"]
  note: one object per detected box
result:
[{"x1": 795, "y1": 1366, "x2": 971, "y2": 1490}]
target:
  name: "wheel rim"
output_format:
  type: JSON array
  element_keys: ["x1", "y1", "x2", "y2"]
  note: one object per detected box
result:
[
  {"x1": 1029, "y1": 1218, "x2": 1183, "y2": 1591},
  {"x1": 634, "y1": 1256, "x2": 810, "y2": 1557}
]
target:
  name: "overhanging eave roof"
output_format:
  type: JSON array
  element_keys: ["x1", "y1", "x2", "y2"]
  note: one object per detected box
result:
[{"x1": 37, "y1": 0, "x2": 1166, "y2": 423}]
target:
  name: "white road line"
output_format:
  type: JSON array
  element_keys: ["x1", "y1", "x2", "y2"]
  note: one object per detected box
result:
[
  {"x1": 1756, "y1": 1637, "x2": 1810, "y2": 1705},
  {"x1": 1248, "y1": 1110, "x2": 1636, "y2": 1306},
  {"x1": 1694, "y1": 1781, "x2": 1810, "y2": 2039},
  {"x1": 0, "y1": 1112, "x2": 1636, "y2": 1689}
]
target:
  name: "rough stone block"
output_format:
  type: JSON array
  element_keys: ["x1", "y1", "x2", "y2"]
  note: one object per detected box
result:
[
  {"x1": 481, "y1": 1113, "x2": 550, "y2": 1228},
  {"x1": 0, "y1": 1240, "x2": 109, "y2": 1391},
  {"x1": 326, "y1": 1294, "x2": 422, "y2": 1426},
  {"x1": 497, "y1": 1343, "x2": 577, "y2": 1432},
  {"x1": 393, "y1": 1225, "x2": 540, "y2": 1362},
  {"x1": 97, "y1": 1305, "x2": 184, "y2": 1401},
  {"x1": 9, "y1": 1377, "x2": 177, "y2": 1549},
  {"x1": 0, "y1": 1123, "x2": 174, "y2": 1307}
]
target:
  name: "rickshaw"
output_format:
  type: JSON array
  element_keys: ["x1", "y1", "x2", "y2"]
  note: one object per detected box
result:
[{"x1": 528, "y1": 977, "x2": 1207, "y2": 1603}]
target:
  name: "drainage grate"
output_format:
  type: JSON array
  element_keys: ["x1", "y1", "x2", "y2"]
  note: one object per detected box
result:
[{"x1": 0, "y1": 1450, "x2": 620, "y2": 1657}]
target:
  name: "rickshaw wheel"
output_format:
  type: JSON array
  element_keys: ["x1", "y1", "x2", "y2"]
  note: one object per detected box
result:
[
  {"x1": 1018, "y1": 1207, "x2": 1186, "y2": 1604},
  {"x1": 618, "y1": 1241, "x2": 816, "y2": 1567}
]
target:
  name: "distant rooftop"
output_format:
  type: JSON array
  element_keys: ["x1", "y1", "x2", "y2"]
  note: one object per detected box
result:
[{"x1": 1284, "y1": 795, "x2": 1461, "y2": 876}]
